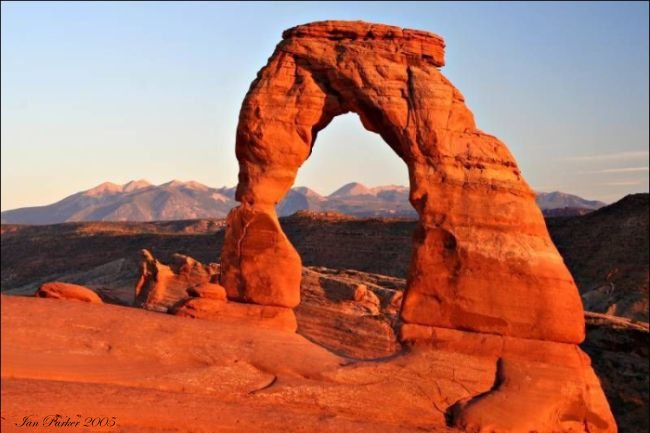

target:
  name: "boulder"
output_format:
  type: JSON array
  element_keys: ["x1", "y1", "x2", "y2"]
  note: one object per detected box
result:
[
  {"x1": 36, "y1": 282, "x2": 102, "y2": 304},
  {"x1": 187, "y1": 282, "x2": 228, "y2": 301}
]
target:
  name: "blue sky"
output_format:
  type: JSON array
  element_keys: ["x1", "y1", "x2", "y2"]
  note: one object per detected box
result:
[{"x1": 1, "y1": 1, "x2": 648, "y2": 210}]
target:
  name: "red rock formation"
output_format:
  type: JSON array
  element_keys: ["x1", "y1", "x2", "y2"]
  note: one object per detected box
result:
[
  {"x1": 134, "y1": 249, "x2": 218, "y2": 311},
  {"x1": 130, "y1": 248, "x2": 297, "y2": 331},
  {"x1": 220, "y1": 208, "x2": 300, "y2": 308},
  {"x1": 221, "y1": 20, "x2": 583, "y2": 343},
  {"x1": 35, "y1": 282, "x2": 103, "y2": 303},
  {"x1": 219, "y1": 20, "x2": 615, "y2": 431},
  {"x1": 174, "y1": 275, "x2": 297, "y2": 332},
  {"x1": 296, "y1": 267, "x2": 401, "y2": 359},
  {"x1": 401, "y1": 324, "x2": 616, "y2": 431}
]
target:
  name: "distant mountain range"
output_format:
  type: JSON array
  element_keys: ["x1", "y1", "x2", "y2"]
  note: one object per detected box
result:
[
  {"x1": 0, "y1": 180, "x2": 236, "y2": 224},
  {"x1": 0, "y1": 180, "x2": 608, "y2": 224},
  {"x1": 278, "y1": 183, "x2": 414, "y2": 218},
  {"x1": 535, "y1": 192, "x2": 605, "y2": 213}
]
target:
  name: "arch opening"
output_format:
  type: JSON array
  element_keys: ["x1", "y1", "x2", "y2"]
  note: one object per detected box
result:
[
  {"x1": 276, "y1": 113, "x2": 417, "y2": 290},
  {"x1": 277, "y1": 112, "x2": 415, "y2": 219}
]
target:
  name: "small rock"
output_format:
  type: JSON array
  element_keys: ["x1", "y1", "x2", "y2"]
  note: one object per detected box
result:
[
  {"x1": 187, "y1": 282, "x2": 228, "y2": 301},
  {"x1": 36, "y1": 282, "x2": 103, "y2": 304}
]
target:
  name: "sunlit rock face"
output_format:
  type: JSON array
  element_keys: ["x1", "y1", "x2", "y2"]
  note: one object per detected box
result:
[
  {"x1": 220, "y1": 20, "x2": 616, "y2": 431},
  {"x1": 221, "y1": 20, "x2": 583, "y2": 343}
]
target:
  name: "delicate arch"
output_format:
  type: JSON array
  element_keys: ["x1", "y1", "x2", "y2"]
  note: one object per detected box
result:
[{"x1": 220, "y1": 20, "x2": 585, "y2": 344}]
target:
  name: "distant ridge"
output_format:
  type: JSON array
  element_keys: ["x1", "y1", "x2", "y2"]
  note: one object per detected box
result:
[
  {"x1": 1, "y1": 180, "x2": 609, "y2": 224},
  {"x1": 0, "y1": 180, "x2": 234, "y2": 224},
  {"x1": 536, "y1": 191, "x2": 606, "y2": 213},
  {"x1": 328, "y1": 182, "x2": 374, "y2": 198},
  {"x1": 545, "y1": 193, "x2": 649, "y2": 322}
]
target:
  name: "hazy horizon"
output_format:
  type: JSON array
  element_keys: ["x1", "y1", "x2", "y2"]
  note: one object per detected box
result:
[
  {"x1": 0, "y1": 176, "x2": 622, "y2": 213},
  {"x1": 2, "y1": 2, "x2": 648, "y2": 211}
]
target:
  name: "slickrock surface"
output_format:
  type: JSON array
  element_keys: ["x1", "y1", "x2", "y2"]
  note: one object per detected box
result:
[
  {"x1": 35, "y1": 282, "x2": 103, "y2": 303},
  {"x1": 1, "y1": 295, "x2": 614, "y2": 433},
  {"x1": 221, "y1": 20, "x2": 585, "y2": 344},
  {"x1": 401, "y1": 324, "x2": 615, "y2": 431},
  {"x1": 4, "y1": 244, "x2": 641, "y2": 430}
]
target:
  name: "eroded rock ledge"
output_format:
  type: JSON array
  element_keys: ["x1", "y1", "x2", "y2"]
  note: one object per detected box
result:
[{"x1": 281, "y1": 20, "x2": 446, "y2": 66}]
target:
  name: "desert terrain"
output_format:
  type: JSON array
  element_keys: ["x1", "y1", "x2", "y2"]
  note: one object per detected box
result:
[{"x1": 2, "y1": 193, "x2": 648, "y2": 432}]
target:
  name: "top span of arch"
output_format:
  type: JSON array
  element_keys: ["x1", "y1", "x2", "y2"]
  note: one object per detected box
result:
[{"x1": 280, "y1": 20, "x2": 446, "y2": 67}]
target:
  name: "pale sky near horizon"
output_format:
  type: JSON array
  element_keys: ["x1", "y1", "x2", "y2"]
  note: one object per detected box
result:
[{"x1": 1, "y1": 1, "x2": 648, "y2": 210}]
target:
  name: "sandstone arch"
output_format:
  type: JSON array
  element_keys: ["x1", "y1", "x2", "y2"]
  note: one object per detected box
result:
[{"x1": 220, "y1": 20, "x2": 585, "y2": 344}]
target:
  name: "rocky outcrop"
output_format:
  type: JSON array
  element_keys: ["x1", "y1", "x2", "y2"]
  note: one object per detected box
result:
[
  {"x1": 173, "y1": 265, "x2": 402, "y2": 338},
  {"x1": 174, "y1": 299, "x2": 297, "y2": 332},
  {"x1": 134, "y1": 249, "x2": 218, "y2": 311},
  {"x1": 35, "y1": 282, "x2": 103, "y2": 303},
  {"x1": 220, "y1": 20, "x2": 584, "y2": 344},
  {"x1": 296, "y1": 267, "x2": 402, "y2": 359},
  {"x1": 129, "y1": 249, "x2": 297, "y2": 331},
  {"x1": 0, "y1": 221, "x2": 226, "y2": 295}
]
